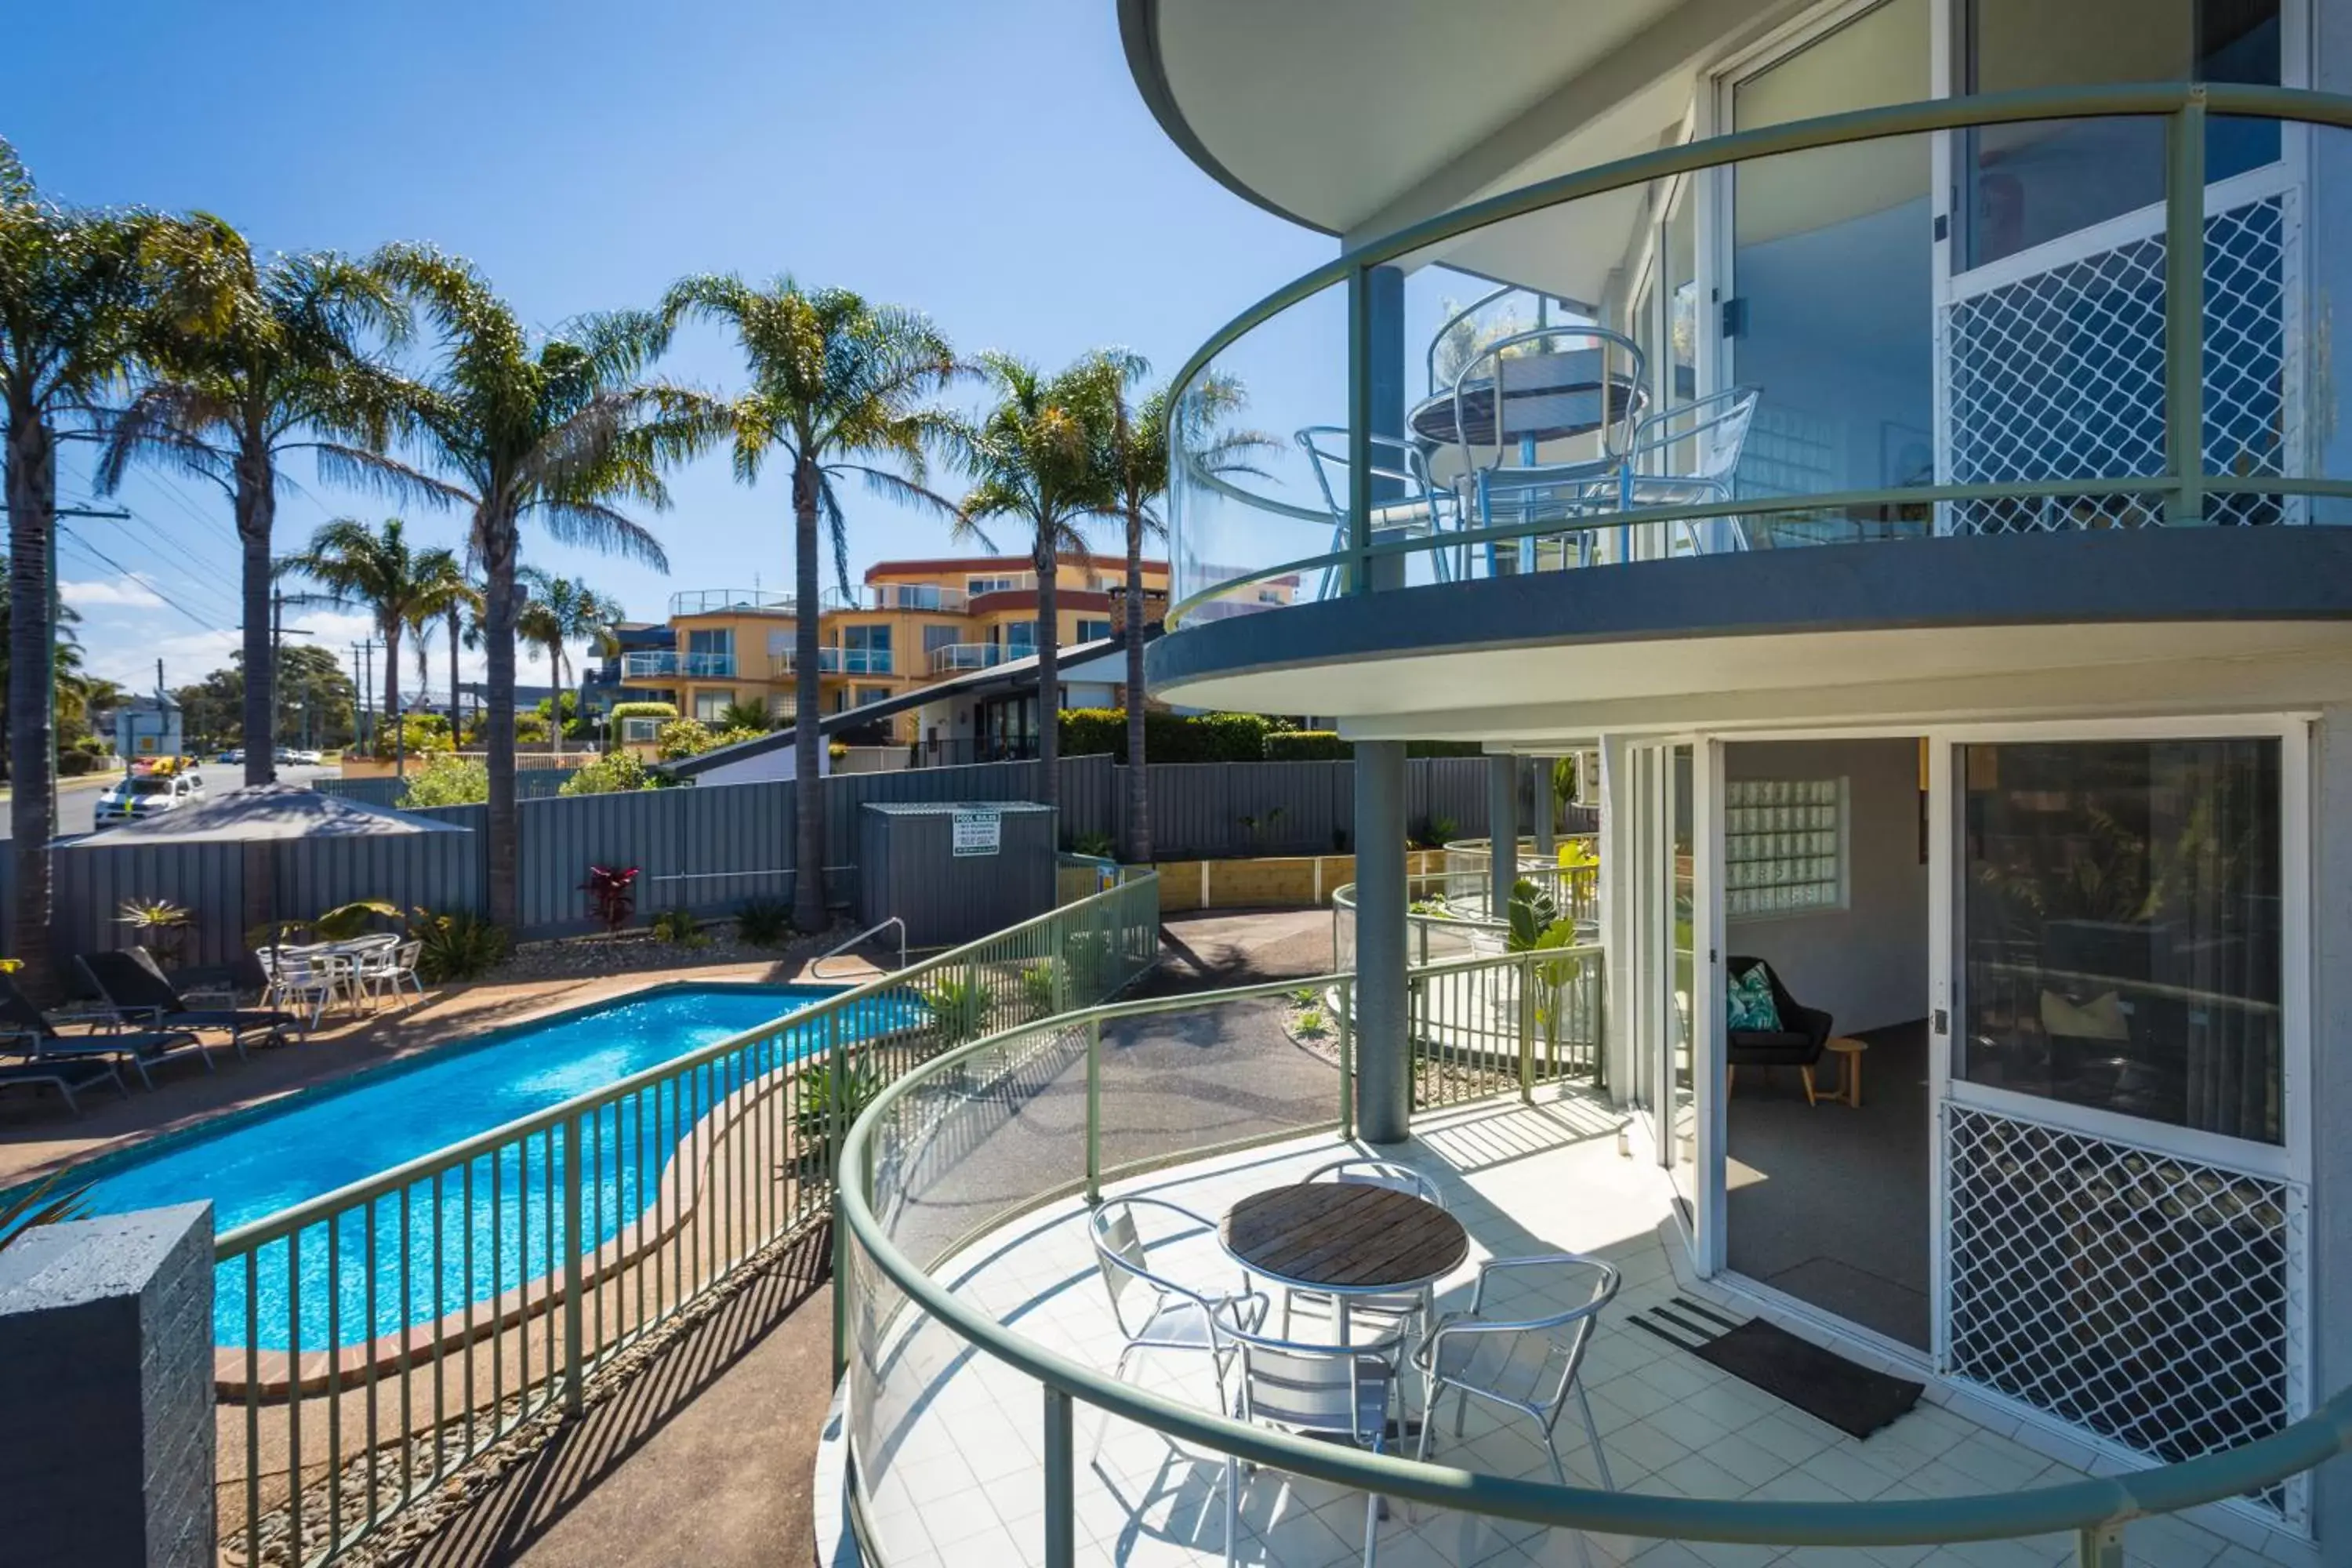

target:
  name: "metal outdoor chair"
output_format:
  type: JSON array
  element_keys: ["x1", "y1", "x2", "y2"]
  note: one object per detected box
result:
[
  {"x1": 1280, "y1": 1159, "x2": 1449, "y2": 1349},
  {"x1": 1448, "y1": 326, "x2": 1649, "y2": 575},
  {"x1": 1297, "y1": 426, "x2": 1459, "y2": 597},
  {"x1": 1610, "y1": 385, "x2": 1762, "y2": 556},
  {"x1": 1415, "y1": 1253, "x2": 1621, "y2": 1568},
  {"x1": 1090, "y1": 1197, "x2": 1270, "y2": 1448},
  {"x1": 1223, "y1": 1323, "x2": 1402, "y2": 1568},
  {"x1": 258, "y1": 949, "x2": 354, "y2": 1031}
]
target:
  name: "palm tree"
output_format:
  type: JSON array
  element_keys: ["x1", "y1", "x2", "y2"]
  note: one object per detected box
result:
[
  {"x1": 409, "y1": 550, "x2": 478, "y2": 731},
  {"x1": 1087, "y1": 354, "x2": 1273, "y2": 862},
  {"x1": 662, "y1": 275, "x2": 960, "y2": 932},
  {"x1": 955, "y1": 352, "x2": 1122, "y2": 820},
  {"x1": 0, "y1": 139, "x2": 178, "y2": 991},
  {"x1": 349, "y1": 248, "x2": 711, "y2": 926},
  {"x1": 280, "y1": 517, "x2": 452, "y2": 778},
  {"x1": 517, "y1": 570, "x2": 622, "y2": 751},
  {"x1": 96, "y1": 239, "x2": 408, "y2": 789}
]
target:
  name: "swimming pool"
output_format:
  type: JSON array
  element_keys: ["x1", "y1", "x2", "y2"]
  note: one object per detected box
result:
[{"x1": 71, "y1": 983, "x2": 919, "y2": 1350}]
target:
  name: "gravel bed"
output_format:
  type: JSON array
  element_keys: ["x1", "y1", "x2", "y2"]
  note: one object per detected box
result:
[{"x1": 485, "y1": 916, "x2": 860, "y2": 984}]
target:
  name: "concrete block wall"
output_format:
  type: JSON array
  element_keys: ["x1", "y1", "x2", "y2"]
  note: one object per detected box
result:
[{"x1": 0, "y1": 1202, "x2": 216, "y2": 1568}]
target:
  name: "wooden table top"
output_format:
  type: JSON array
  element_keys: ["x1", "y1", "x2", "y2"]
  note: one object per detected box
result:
[{"x1": 1220, "y1": 1182, "x2": 1468, "y2": 1291}]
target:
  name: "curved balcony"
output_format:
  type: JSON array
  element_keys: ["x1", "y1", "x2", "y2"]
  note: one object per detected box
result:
[
  {"x1": 929, "y1": 641, "x2": 1012, "y2": 674},
  {"x1": 837, "y1": 949, "x2": 2352, "y2": 1568},
  {"x1": 669, "y1": 587, "x2": 797, "y2": 617},
  {"x1": 1149, "y1": 85, "x2": 2352, "y2": 725},
  {"x1": 826, "y1": 583, "x2": 972, "y2": 614}
]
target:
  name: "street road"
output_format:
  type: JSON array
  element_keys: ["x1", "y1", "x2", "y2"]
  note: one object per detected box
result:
[{"x1": 0, "y1": 764, "x2": 338, "y2": 839}]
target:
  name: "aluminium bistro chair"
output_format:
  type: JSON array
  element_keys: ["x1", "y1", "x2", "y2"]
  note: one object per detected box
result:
[
  {"x1": 78, "y1": 947, "x2": 299, "y2": 1055},
  {"x1": 0, "y1": 971, "x2": 209, "y2": 1089},
  {"x1": 1224, "y1": 1323, "x2": 1403, "y2": 1568},
  {"x1": 1298, "y1": 426, "x2": 1459, "y2": 597},
  {"x1": 1609, "y1": 385, "x2": 1761, "y2": 557},
  {"x1": 1415, "y1": 1253, "x2": 1622, "y2": 1568},
  {"x1": 1090, "y1": 1197, "x2": 1270, "y2": 1453},
  {"x1": 1280, "y1": 1159, "x2": 1448, "y2": 1350},
  {"x1": 347, "y1": 934, "x2": 408, "y2": 1011},
  {"x1": 260, "y1": 949, "x2": 354, "y2": 1031},
  {"x1": 1724, "y1": 955, "x2": 1834, "y2": 1103},
  {"x1": 1448, "y1": 326, "x2": 1648, "y2": 575}
]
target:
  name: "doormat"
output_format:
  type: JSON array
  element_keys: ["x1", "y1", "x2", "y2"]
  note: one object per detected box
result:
[{"x1": 1628, "y1": 1296, "x2": 1923, "y2": 1440}]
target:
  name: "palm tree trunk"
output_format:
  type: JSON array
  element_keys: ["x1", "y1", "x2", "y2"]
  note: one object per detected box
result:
[
  {"x1": 447, "y1": 611, "x2": 462, "y2": 730},
  {"x1": 383, "y1": 619, "x2": 405, "y2": 779},
  {"x1": 1035, "y1": 535, "x2": 1060, "y2": 821},
  {"x1": 790, "y1": 458, "x2": 826, "y2": 932},
  {"x1": 236, "y1": 444, "x2": 276, "y2": 789},
  {"x1": 5, "y1": 404, "x2": 58, "y2": 999},
  {"x1": 1123, "y1": 502, "x2": 1150, "y2": 864},
  {"x1": 481, "y1": 510, "x2": 521, "y2": 928}
]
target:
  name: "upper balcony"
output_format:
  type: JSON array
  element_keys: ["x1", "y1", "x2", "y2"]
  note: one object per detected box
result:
[
  {"x1": 621, "y1": 649, "x2": 735, "y2": 680},
  {"x1": 774, "y1": 646, "x2": 894, "y2": 677},
  {"x1": 669, "y1": 588, "x2": 797, "y2": 618},
  {"x1": 1147, "y1": 86, "x2": 2352, "y2": 739},
  {"x1": 828, "y1": 583, "x2": 972, "y2": 614},
  {"x1": 929, "y1": 641, "x2": 1016, "y2": 675}
]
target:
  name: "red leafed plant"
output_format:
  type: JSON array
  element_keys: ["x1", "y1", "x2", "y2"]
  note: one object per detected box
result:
[{"x1": 582, "y1": 865, "x2": 641, "y2": 936}]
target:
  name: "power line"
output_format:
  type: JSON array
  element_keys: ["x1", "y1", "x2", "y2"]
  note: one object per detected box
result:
[{"x1": 56, "y1": 527, "x2": 223, "y2": 635}]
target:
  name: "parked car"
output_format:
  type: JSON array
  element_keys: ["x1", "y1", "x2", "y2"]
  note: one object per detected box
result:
[
  {"x1": 94, "y1": 768, "x2": 207, "y2": 825},
  {"x1": 217, "y1": 748, "x2": 244, "y2": 764}
]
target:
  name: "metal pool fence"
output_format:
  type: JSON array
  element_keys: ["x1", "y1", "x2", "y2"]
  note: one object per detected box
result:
[{"x1": 211, "y1": 871, "x2": 1161, "y2": 1566}]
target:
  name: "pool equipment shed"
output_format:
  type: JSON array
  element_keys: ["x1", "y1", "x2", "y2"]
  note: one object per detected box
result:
[{"x1": 856, "y1": 800, "x2": 1054, "y2": 948}]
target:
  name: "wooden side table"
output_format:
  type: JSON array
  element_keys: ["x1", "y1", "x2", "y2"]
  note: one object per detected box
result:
[{"x1": 1821, "y1": 1036, "x2": 1867, "y2": 1108}]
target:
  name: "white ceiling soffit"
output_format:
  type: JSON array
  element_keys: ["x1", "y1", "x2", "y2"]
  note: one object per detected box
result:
[{"x1": 1149, "y1": 0, "x2": 1678, "y2": 235}]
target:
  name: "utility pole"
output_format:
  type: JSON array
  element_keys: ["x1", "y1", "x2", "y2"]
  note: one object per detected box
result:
[{"x1": 267, "y1": 589, "x2": 313, "y2": 771}]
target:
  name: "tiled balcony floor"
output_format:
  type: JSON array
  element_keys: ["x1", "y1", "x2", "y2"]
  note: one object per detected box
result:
[{"x1": 848, "y1": 1089, "x2": 2274, "y2": 1568}]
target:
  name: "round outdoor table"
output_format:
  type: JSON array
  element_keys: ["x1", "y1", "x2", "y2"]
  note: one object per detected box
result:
[
  {"x1": 1220, "y1": 1182, "x2": 1468, "y2": 1344},
  {"x1": 1408, "y1": 347, "x2": 1649, "y2": 449}
]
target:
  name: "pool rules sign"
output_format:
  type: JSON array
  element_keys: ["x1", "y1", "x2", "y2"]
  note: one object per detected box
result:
[{"x1": 951, "y1": 808, "x2": 1002, "y2": 857}]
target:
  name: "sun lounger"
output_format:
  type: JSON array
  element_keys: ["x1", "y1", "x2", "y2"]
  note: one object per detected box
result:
[
  {"x1": 0, "y1": 974, "x2": 215, "y2": 1087},
  {"x1": 75, "y1": 949, "x2": 299, "y2": 1054}
]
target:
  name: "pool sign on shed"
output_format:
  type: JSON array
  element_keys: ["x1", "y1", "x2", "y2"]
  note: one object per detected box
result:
[{"x1": 952, "y1": 808, "x2": 1002, "y2": 856}]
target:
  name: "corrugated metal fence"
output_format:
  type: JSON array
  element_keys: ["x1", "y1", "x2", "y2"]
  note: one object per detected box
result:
[{"x1": 8, "y1": 755, "x2": 1501, "y2": 974}]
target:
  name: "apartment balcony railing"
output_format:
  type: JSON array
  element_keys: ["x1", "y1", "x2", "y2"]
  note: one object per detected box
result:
[
  {"x1": 839, "y1": 939, "x2": 2352, "y2": 1568},
  {"x1": 620, "y1": 650, "x2": 735, "y2": 679},
  {"x1": 772, "y1": 647, "x2": 893, "y2": 676},
  {"x1": 927, "y1": 641, "x2": 1016, "y2": 674},
  {"x1": 822, "y1": 583, "x2": 971, "y2": 614},
  {"x1": 669, "y1": 588, "x2": 797, "y2": 617},
  {"x1": 1161, "y1": 84, "x2": 2352, "y2": 631}
]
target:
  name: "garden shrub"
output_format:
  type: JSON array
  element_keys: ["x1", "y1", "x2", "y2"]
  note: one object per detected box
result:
[
  {"x1": 398, "y1": 753, "x2": 488, "y2": 808},
  {"x1": 559, "y1": 750, "x2": 656, "y2": 795}
]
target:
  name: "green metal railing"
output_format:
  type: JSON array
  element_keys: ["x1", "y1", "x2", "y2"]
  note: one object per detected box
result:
[
  {"x1": 839, "y1": 938, "x2": 2352, "y2": 1566},
  {"x1": 1160, "y1": 83, "x2": 2352, "y2": 630},
  {"x1": 210, "y1": 872, "x2": 1160, "y2": 1566}
]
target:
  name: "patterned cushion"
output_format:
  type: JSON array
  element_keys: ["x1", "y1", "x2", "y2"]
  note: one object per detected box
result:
[{"x1": 1726, "y1": 963, "x2": 1782, "y2": 1033}]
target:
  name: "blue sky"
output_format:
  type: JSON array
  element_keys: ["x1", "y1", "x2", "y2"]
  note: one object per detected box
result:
[{"x1": 10, "y1": 0, "x2": 1332, "y2": 697}]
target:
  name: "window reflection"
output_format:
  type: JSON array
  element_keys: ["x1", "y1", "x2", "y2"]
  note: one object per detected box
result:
[{"x1": 1958, "y1": 739, "x2": 2281, "y2": 1143}]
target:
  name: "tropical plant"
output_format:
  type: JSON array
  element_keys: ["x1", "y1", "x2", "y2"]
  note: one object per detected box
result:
[
  {"x1": 716, "y1": 699, "x2": 771, "y2": 733},
  {"x1": 1295, "y1": 1007, "x2": 1327, "y2": 1038},
  {"x1": 650, "y1": 906, "x2": 706, "y2": 947},
  {"x1": 115, "y1": 898, "x2": 191, "y2": 966},
  {"x1": 279, "y1": 517, "x2": 456, "y2": 775},
  {"x1": 515, "y1": 569, "x2": 622, "y2": 724},
  {"x1": 1069, "y1": 830, "x2": 1116, "y2": 859},
  {"x1": 793, "y1": 1058, "x2": 881, "y2": 1178},
  {"x1": 406, "y1": 906, "x2": 510, "y2": 982},
  {"x1": 558, "y1": 749, "x2": 655, "y2": 796},
  {"x1": 663, "y1": 275, "x2": 961, "y2": 933},
  {"x1": 1086, "y1": 354, "x2": 1275, "y2": 862},
  {"x1": 605, "y1": 699, "x2": 676, "y2": 750},
  {"x1": 397, "y1": 751, "x2": 488, "y2": 808},
  {"x1": 1020, "y1": 960, "x2": 1058, "y2": 1018},
  {"x1": 291, "y1": 898, "x2": 398, "y2": 943},
  {"x1": 920, "y1": 974, "x2": 993, "y2": 1046},
  {"x1": 98, "y1": 231, "x2": 409, "y2": 791},
  {"x1": 1, "y1": 139, "x2": 185, "y2": 997},
  {"x1": 1237, "y1": 805, "x2": 1289, "y2": 851},
  {"x1": 732, "y1": 896, "x2": 795, "y2": 948},
  {"x1": 954, "y1": 353, "x2": 1124, "y2": 820},
  {"x1": 580, "y1": 864, "x2": 639, "y2": 936},
  {"x1": 375, "y1": 711, "x2": 453, "y2": 760},
  {"x1": 0, "y1": 1170, "x2": 91, "y2": 1251},
  {"x1": 1504, "y1": 878, "x2": 1562, "y2": 950},
  {"x1": 653, "y1": 717, "x2": 761, "y2": 760},
  {"x1": 408, "y1": 548, "x2": 478, "y2": 728},
  {"x1": 347, "y1": 247, "x2": 719, "y2": 931}
]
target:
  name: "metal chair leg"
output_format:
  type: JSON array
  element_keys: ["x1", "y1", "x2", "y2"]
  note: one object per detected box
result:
[{"x1": 1574, "y1": 1385, "x2": 1614, "y2": 1491}]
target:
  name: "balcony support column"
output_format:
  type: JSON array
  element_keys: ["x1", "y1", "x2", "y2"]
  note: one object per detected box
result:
[
  {"x1": 1347, "y1": 264, "x2": 1408, "y2": 595},
  {"x1": 1488, "y1": 753, "x2": 1520, "y2": 921},
  {"x1": 1352, "y1": 739, "x2": 1411, "y2": 1143},
  {"x1": 1532, "y1": 755, "x2": 1558, "y2": 863}
]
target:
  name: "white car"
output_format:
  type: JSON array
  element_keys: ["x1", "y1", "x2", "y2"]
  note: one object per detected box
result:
[{"x1": 95, "y1": 770, "x2": 207, "y2": 825}]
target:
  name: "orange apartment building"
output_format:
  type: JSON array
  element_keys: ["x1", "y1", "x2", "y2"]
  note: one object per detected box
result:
[{"x1": 614, "y1": 554, "x2": 1172, "y2": 742}]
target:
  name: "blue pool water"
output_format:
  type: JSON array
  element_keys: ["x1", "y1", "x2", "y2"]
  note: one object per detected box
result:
[{"x1": 74, "y1": 983, "x2": 917, "y2": 1351}]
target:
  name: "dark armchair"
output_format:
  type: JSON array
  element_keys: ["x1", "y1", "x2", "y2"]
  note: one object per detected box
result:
[{"x1": 1726, "y1": 956, "x2": 1833, "y2": 1103}]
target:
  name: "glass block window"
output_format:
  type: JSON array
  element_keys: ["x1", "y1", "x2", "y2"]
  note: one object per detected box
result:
[{"x1": 1725, "y1": 778, "x2": 1846, "y2": 917}]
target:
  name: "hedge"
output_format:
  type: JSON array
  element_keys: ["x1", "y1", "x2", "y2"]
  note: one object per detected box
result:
[
  {"x1": 1264, "y1": 731, "x2": 1485, "y2": 761},
  {"x1": 1058, "y1": 709, "x2": 1287, "y2": 764}
]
